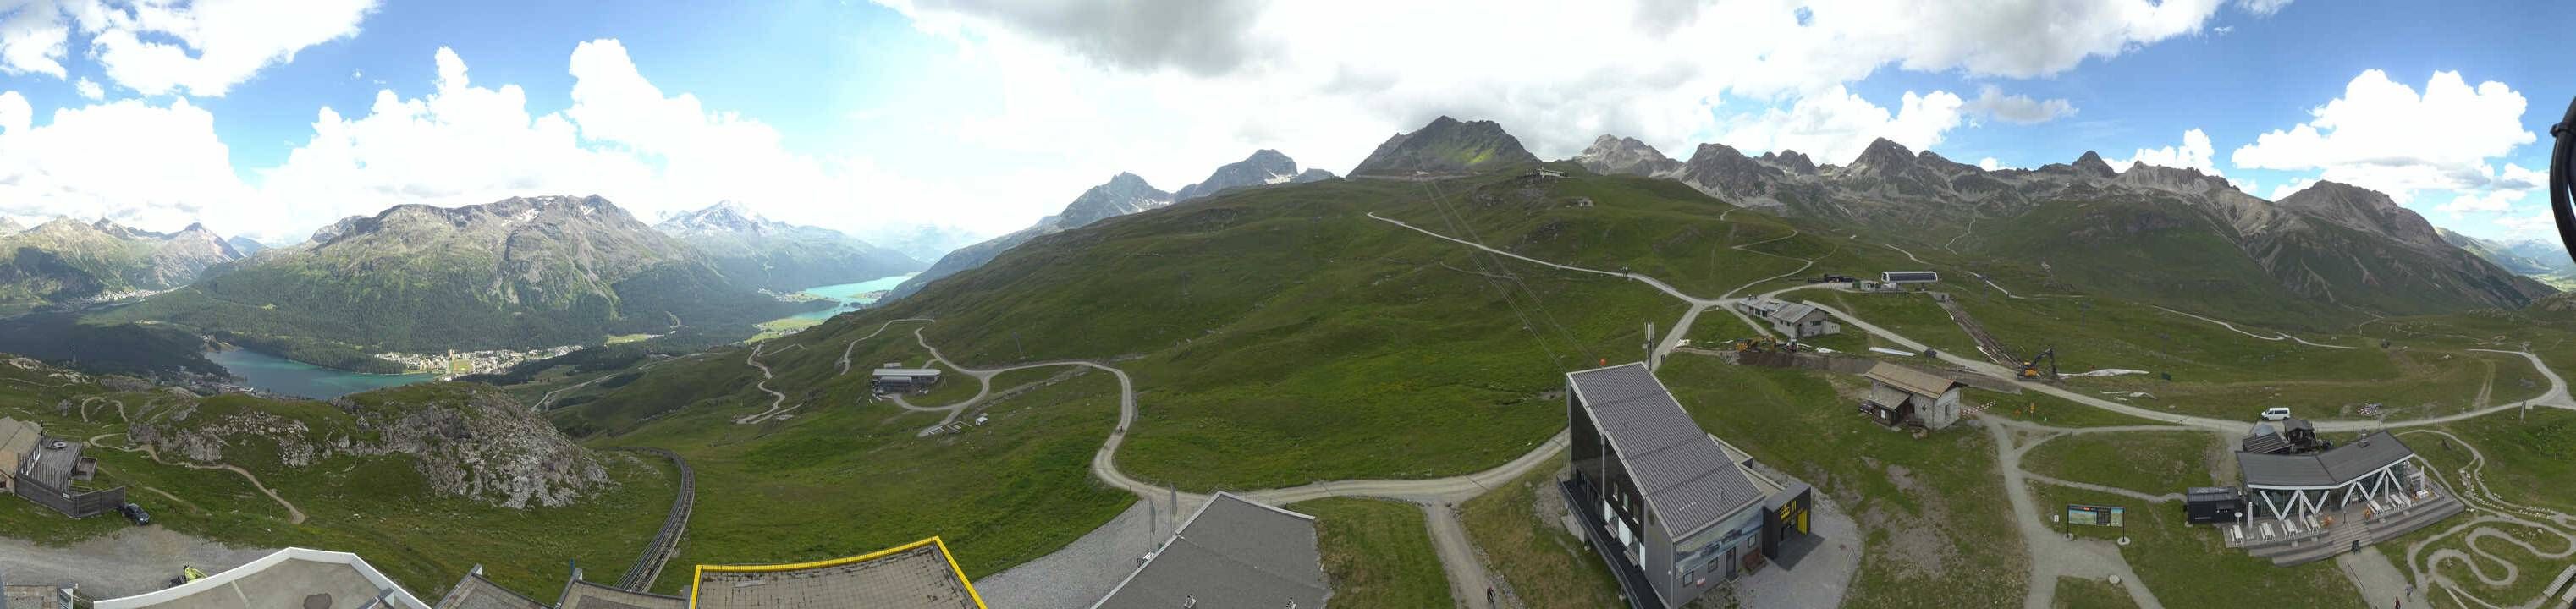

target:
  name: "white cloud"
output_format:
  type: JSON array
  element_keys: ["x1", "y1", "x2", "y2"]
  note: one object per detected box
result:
[
  {"x1": 2496, "y1": 213, "x2": 2556, "y2": 239},
  {"x1": 251, "y1": 42, "x2": 996, "y2": 243},
  {"x1": 0, "y1": 90, "x2": 27, "y2": 134},
  {"x1": 874, "y1": 0, "x2": 2234, "y2": 184},
  {"x1": 1964, "y1": 85, "x2": 2075, "y2": 124},
  {"x1": 1979, "y1": 157, "x2": 2003, "y2": 171},
  {"x1": 1715, "y1": 86, "x2": 1966, "y2": 165},
  {"x1": 2112, "y1": 129, "x2": 2221, "y2": 175},
  {"x1": 2436, "y1": 190, "x2": 2518, "y2": 216},
  {"x1": 2235, "y1": 0, "x2": 2294, "y2": 17},
  {"x1": 0, "y1": 94, "x2": 251, "y2": 231},
  {"x1": 71, "y1": 75, "x2": 98, "y2": 99},
  {"x1": 2230, "y1": 69, "x2": 2534, "y2": 204},
  {"x1": 0, "y1": 0, "x2": 379, "y2": 96}
]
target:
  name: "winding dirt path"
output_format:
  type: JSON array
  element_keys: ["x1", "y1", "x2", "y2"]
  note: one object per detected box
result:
[{"x1": 91, "y1": 433, "x2": 307, "y2": 525}]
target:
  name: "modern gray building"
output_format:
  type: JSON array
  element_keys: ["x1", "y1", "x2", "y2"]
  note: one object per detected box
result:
[
  {"x1": 2237, "y1": 431, "x2": 2422, "y2": 520},
  {"x1": 1562, "y1": 363, "x2": 1814, "y2": 609}
]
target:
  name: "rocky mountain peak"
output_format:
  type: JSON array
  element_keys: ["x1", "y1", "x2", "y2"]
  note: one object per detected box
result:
[
  {"x1": 658, "y1": 200, "x2": 776, "y2": 236},
  {"x1": 2072, "y1": 151, "x2": 2117, "y2": 178},
  {"x1": 1349, "y1": 116, "x2": 1538, "y2": 176},
  {"x1": 2274, "y1": 180, "x2": 2445, "y2": 247},
  {"x1": 2114, "y1": 162, "x2": 2233, "y2": 195},
  {"x1": 1761, "y1": 150, "x2": 1819, "y2": 175},
  {"x1": 1847, "y1": 138, "x2": 1917, "y2": 174},
  {"x1": 1173, "y1": 150, "x2": 1324, "y2": 202},
  {"x1": 1060, "y1": 173, "x2": 1175, "y2": 227},
  {"x1": 0, "y1": 216, "x2": 20, "y2": 236},
  {"x1": 1573, "y1": 134, "x2": 1684, "y2": 177}
]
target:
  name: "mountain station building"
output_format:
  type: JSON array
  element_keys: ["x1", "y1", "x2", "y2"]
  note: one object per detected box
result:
[
  {"x1": 1735, "y1": 298, "x2": 1841, "y2": 339},
  {"x1": 2, "y1": 417, "x2": 124, "y2": 518},
  {"x1": 1562, "y1": 363, "x2": 1816, "y2": 609},
  {"x1": 870, "y1": 367, "x2": 944, "y2": 394}
]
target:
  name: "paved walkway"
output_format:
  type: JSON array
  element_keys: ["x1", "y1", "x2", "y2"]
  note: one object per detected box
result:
[
  {"x1": 0, "y1": 527, "x2": 273, "y2": 599},
  {"x1": 1989, "y1": 420, "x2": 2165, "y2": 609},
  {"x1": 2337, "y1": 546, "x2": 2412, "y2": 609}
]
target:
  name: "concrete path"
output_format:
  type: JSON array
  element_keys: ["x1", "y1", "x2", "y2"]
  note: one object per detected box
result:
[
  {"x1": 835, "y1": 318, "x2": 936, "y2": 375},
  {"x1": 2337, "y1": 546, "x2": 2413, "y2": 609},
  {"x1": 1988, "y1": 420, "x2": 2165, "y2": 609},
  {"x1": 1423, "y1": 503, "x2": 1494, "y2": 609},
  {"x1": 0, "y1": 527, "x2": 274, "y2": 600},
  {"x1": 2149, "y1": 305, "x2": 2355, "y2": 349}
]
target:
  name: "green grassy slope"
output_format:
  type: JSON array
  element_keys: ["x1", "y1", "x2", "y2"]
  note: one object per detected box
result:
[
  {"x1": 559, "y1": 171, "x2": 1845, "y2": 491},
  {"x1": 1291, "y1": 497, "x2": 1456, "y2": 607},
  {"x1": 0, "y1": 366, "x2": 670, "y2": 601}
]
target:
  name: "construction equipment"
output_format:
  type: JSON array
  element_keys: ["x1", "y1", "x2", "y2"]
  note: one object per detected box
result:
[
  {"x1": 2019, "y1": 348, "x2": 2059, "y2": 380},
  {"x1": 168, "y1": 566, "x2": 207, "y2": 588}
]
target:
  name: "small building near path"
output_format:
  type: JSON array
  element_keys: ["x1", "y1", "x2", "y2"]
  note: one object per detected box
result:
[
  {"x1": 1734, "y1": 298, "x2": 1841, "y2": 339},
  {"x1": 871, "y1": 368, "x2": 944, "y2": 394},
  {"x1": 1859, "y1": 363, "x2": 1965, "y2": 431},
  {"x1": 3, "y1": 417, "x2": 124, "y2": 518}
]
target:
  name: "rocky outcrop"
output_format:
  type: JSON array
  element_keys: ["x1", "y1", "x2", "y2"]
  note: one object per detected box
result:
[{"x1": 131, "y1": 385, "x2": 610, "y2": 509}]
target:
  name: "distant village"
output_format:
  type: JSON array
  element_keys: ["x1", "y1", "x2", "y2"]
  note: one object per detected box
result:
[{"x1": 374, "y1": 346, "x2": 581, "y2": 376}]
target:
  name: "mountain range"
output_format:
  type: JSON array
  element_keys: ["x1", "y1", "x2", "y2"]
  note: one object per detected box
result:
[
  {"x1": 887, "y1": 149, "x2": 1335, "y2": 300},
  {"x1": 0, "y1": 217, "x2": 244, "y2": 304},
  {"x1": 1576, "y1": 134, "x2": 2551, "y2": 321},
  {"x1": 94, "y1": 195, "x2": 803, "y2": 367},
  {"x1": 652, "y1": 200, "x2": 923, "y2": 291},
  {"x1": 2441, "y1": 228, "x2": 2573, "y2": 278}
]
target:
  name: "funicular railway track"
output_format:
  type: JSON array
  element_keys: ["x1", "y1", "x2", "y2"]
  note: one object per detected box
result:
[{"x1": 611, "y1": 447, "x2": 696, "y2": 591}]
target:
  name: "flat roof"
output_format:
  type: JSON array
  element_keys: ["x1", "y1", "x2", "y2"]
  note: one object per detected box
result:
[
  {"x1": 1093, "y1": 492, "x2": 1328, "y2": 609},
  {"x1": 2239, "y1": 431, "x2": 2416, "y2": 488},
  {"x1": 1764, "y1": 302, "x2": 1823, "y2": 323},
  {"x1": 1864, "y1": 362, "x2": 1961, "y2": 398},
  {"x1": 17, "y1": 436, "x2": 84, "y2": 487},
  {"x1": 1568, "y1": 363, "x2": 1765, "y2": 540},
  {"x1": 872, "y1": 369, "x2": 943, "y2": 377},
  {"x1": 5, "y1": 584, "x2": 66, "y2": 609},
  {"x1": 691, "y1": 538, "x2": 983, "y2": 609},
  {"x1": 557, "y1": 579, "x2": 685, "y2": 609},
  {"x1": 94, "y1": 548, "x2": 431, "y2": 609}
]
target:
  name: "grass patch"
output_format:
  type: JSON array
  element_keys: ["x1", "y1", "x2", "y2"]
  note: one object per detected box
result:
[
  {"x1": 1291, "y1": 497, "x2": 1455, "y2": 608},
  {"x1": 1461, "y1": 465, "x2": 1626, "y2": 609},
  {"x1": 2033, "y1": 485, "x2": 2361, "y2": 608},
  {"x1": 608, "y1": 364, "x2": 1134, "y2": 594},
  {"x1": 2053, "y1": 576, "x2": 2139, "y2": 609},
  {"x1": 2023, "y1": 431, "x2": 2221, "y2": 495}
]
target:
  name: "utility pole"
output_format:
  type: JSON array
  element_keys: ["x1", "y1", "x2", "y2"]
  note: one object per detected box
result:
[{"x1": 1644, "y1": 321, "x2": 1656, "y2": 370}]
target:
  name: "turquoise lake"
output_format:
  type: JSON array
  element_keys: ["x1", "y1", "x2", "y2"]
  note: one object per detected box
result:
[
  {"x1": 206, "y1": 348, "x2": 440, "y2": 399},
  {"x1": 784, "y1": 272, "x2": 919, "y2": 321}
]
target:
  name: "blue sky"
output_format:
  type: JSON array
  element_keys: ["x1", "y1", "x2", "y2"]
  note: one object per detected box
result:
[{"x1": 0, "y1": 0, "x2": 2567, "y2": 245}]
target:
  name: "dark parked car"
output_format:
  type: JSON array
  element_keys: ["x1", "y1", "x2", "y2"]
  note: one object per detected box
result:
[{"x1": 119, "y1": 502, "x2": 151, "y2": 525}]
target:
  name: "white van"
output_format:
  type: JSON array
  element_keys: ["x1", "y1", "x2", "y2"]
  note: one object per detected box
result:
[{"x1": 2260, "y1": 407, "x2": 2293, "y2": 421}]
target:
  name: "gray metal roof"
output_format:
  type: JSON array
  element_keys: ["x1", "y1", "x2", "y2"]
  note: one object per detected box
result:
[
  {"x1": 18, "y1": 436, "x2": 81, "y2": 487},
  {"x1": 433, "y1": 571, "x2": 547, "y2": 609},
  {"x1": 1764, "y1": 303, "x2": 1824, "y2": 324},
  {"x1": 554, "y1": 579, "x2": 684, "y2": 609},
  {"x1": 1568, "y1": 363, "x2": 1766, "y2": 540},
  {"x1": 1093, "y1": 492, "x2": 1327, "y2": 609},
  {"x1": 872, "y1": 368, "x2": 942, "y2": 377},
  {"x1": 2239, "y1": 431, "x2": 2415, "y2": 488}
]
